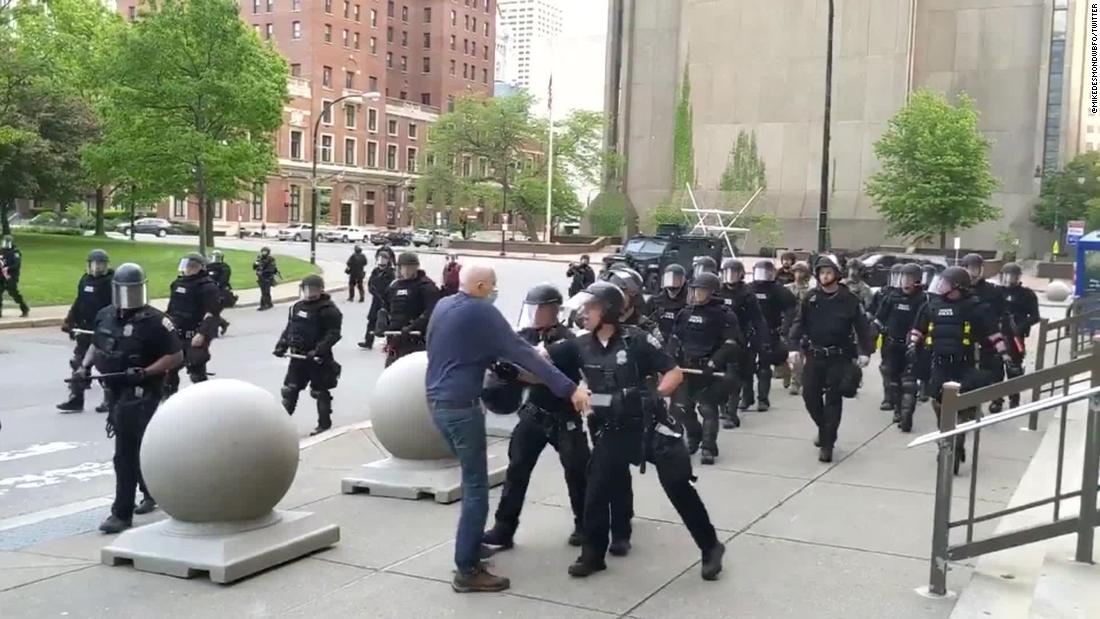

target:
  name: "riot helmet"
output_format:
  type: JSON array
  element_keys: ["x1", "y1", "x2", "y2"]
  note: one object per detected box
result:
[
  {"x1": 753, "y1": 259, "x2": 777, "y2": 283},
  {"x1": 602, "y1": 267, "x2": 643, "y2": 311},
  {"x1": 693, "y1": 255, "x2": 718, "y2": 278},
  {"x1": 846, "y1": 259, "x2": 865, "y2": 282},
  {"x1": 1000, "y1": 262, "x2": 1022, "y2": 287},
  {"x1": 721, "y1": 258, "x2": 745, "y2": 285},
  {"x1": 920, "y1": 264, "x2": 937, "y2": 288},
  {"x1": 887, "y1": 263, "x2": 904, "y2": 288},
  {"x1": 353, "y1": 245, "x2": 362, "y2": 254},
  {"x1": 260, "y1": 246, "x2": 271, "y2": 257},
  {"x1": 211, "y1": 250, "x2": 225, "y2": 263},
  {"x1": 662, "y1": 263, "x2": 686, "y2": 291},
  {"x1": 519, "y1": 283, "x2": 564, "y2": 330},
  {"x1": 961, "y1": 253, "x2": 984, "y2": 282},
  {"x1": 688, "y1": 272, "x2": 721, "y2": 305},
  {"x1": 780, "y1": 251, "x2": 797, "y2": 268},
  {"x1": 899, "y1": 263, "x2": 922, "y2": 292},
  {"x1": 814, "y1": 255, "x2": 841, "y2": 286},
  {"x1": 300, "y1": 274, "x2": 325, "y2": 301},
  {"x1": 1, "y1": 235, "x2": 12, "y2": 249},
  {"x1": 178, "y1": 252, "x2": 206, "y2": 276},
  {"x1": 931, "y1": 266, "x2": 971, "y2": 297},
  {"x1": 397, "y1": 252, "x2": 420, "y2": 280},
  {"x1": 87, "y1": 249, "x2": 110, "y2": 276},
  {"x1": 112, "y1": 263, "x2": 148, "y2": 310},
  {"x1": 576, "y1": 280, "x2": 626, "y2": 331}
]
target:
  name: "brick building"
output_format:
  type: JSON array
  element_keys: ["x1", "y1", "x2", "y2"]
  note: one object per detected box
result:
[{"x1": 115, "y1": 0, "x2": 496, "y2": 230}]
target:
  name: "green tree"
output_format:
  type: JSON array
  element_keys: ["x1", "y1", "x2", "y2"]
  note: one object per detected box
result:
[
  {"x1": 672, "y1": 62, "x2": 695, "y2": 189},
  {"x1": 1032, "y1": 151, "x2": 1100, "y2": 233},
  {"x1": 718, "y1": 130, "x2": 767, "y2": 192},
  {"x1": 93, "y1": 0, "x2": 288, "y2": 253},
  {"x1": 866, "y1": 89, "x2": 999, "y2": 247},
  {"x1": 589, "y1": 191, "x2": 629, "y2": 237}
]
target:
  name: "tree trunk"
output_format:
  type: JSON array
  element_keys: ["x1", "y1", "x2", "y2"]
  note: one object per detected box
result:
[
  {"x1": 939, "y1": 228, "x2": 946, "y2": 249},
  {"x1": 0, "y1": 199, "x2": 10, "y2": 236},
  {"x1": 204, "y1": 197, "x2": 215, "y2": 252},
  {"x1": 94, "y1": 187, "x2": 106, "y2": 236},
  {"x1": 195, "y1": 165, "x2": 208, "y2": 256}
]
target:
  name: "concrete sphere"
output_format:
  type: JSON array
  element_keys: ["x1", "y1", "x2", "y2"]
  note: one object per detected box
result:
[
  {"x1": 1046, "y1": 280, "x2": 1072, "y2": 303},
  {"x1": 370, "y1": 351, "x2": 453, "y2": 460},
  {"x1": 141, "y1": 379, "x2": 299, "y2": 523}
]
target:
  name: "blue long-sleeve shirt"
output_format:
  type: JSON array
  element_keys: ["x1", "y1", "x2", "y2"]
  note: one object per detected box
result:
[{"x1": 425, "y1": 292, "x2": 576, "y2": 407}]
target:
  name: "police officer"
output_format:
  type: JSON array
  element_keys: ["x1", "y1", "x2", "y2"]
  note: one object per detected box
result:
[
  {"x1": 482, "y1": 284, "x2": 589, "y2": 550},
  {"x1": 844, "y1": 259, "x2": 874, "y2": 309},
  {"x1": 789, "y1": 256, "x2": 874, "y2": 462},
  {"x1": 0, "y1": 234, "x2": 29, "y2": 318},
  {"x1": 274, "y1": 274, "x2": 343, "y2": 436},
  {"x1": 909, "y1": 267, "x2": 1016, "y2": 472},
  {"x1": 254, "y1": 247, "x2": 280, "y2": 311},
  {"x1": 749, "y1": 259, "x2": 798, "y2": 410},
  {"x1": 602, "y1": 267, "x2": 656, "y2": 334},
  {"x1": 785, "y1": 261, "x2": 813, "y2": 395},
  {"x1": 871, "y1": 263, "x2": 905, "y2": 410},
  {"x1": 73, "y1": 263, "x2": 183, "y2": 533},
  {"x1": 58, "y1": 250, "x2": 114, "y2": 413},
  {"x1": 164, "y1": 253, "x2": 221, "y2": 397},
  {"x1": 692, "y1": 255, "x2": 718, "y2": 279},
  {"x1": 206, "y1": 250, "x2": 234, "y2": 336},
  {"x1": 1000, "y1": 263, "x2": 1040, "y2": 408},
  {"x1": 874, "y1": 263, "x2": 926, "y2": 431},
  {"x1": 776, "y1": 251, "x2": 797, "y2": 286},
  {"x1": 716, "y1": 258, "x2": 768, "y2": 421},
  {"x1": 962, "y1": 253, "x2": 1013, "y2": 413},
  {"x1": 553, "y1": 281, "x2": 725, "y2": 581},
  {"x1": 566, "y1": 254, "x2": 596, "y2": 297},
  {"x1": 358, "y1": 249, "x2": 396, "y2": 350},
  {"x1": 376, "y1": 252, "x2": 439, "y2": 366},
  {"x1": 670, "y1": 272, "x2": 741, "y2": 464},
  {"x1": 346, "y1": 245, "x2": 368, "y2": 302},
  {"x1": 648, "y1": 263, "x2": 688, "y2": 343}
]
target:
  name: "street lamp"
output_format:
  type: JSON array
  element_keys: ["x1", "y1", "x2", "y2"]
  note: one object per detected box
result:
[{"x1": 309, "y1": 90, "x2": 382, "y2": 265}]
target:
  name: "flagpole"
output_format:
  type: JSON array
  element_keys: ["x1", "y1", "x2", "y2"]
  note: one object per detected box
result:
[{"x1": 545, "y1": 74, "x2": 554, "y2": 244}]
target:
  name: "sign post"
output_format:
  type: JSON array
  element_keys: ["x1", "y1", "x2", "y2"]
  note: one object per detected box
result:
[{"x1": 953, "y1": 236, "x2": 961, "y2": 266}]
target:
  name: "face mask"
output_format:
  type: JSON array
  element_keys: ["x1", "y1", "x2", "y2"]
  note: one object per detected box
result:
[{"x1": 486, "y1": 288, "x2": 499, "y2": 304}]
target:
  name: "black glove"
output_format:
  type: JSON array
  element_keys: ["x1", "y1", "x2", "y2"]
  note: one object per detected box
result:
[
  {"x1": 61, "y1": 322, "x2": 72, "y2": 334},
  {"x1": 124, "y1": 367, "x2": 146, "y2": 385},
  {"x1": 273, "y1": 348, "x2": 287, "y2": 358},
  {"x1": 400, "y1": 325, "x2": 412, "y2": 336},
  {"x1": 491, "y1": 362, "x2": 519, "y2": 381},
  {"x1": 905, "y1": 345, "x2": 918, "y2": 366},
  {"x1": 702, "y1": 361, "x2": 717, "y2": 379}
]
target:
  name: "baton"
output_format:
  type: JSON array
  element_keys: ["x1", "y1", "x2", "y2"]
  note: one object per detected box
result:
[
  {"x1": 383, "y1": 330, "x2": 422, "y2": 336},
  {"x1": 680, "y1": 367, "x2": 726, "y2": 378},
  {"x1": 64, "y1": 371, "x2": 126, "y2": 383},
  {"x1": 71, "y1": 328, "x2": 95, "y2": 335},
  {"x1": 287, "y1": 352, "x2": 322, "y2": 363}
]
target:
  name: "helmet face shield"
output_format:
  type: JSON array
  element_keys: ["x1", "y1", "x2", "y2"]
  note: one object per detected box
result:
[
  {"x1": 966, "y1": 265, "x2": 982, "y2": 281},
  {"x1": 519, "y1": 301, "x2": 560, "y2": 330},
  {"x1": 662, "y1": 270, "x2": 684, "y2": 289},
  {"x1": 1000, "y1": 271, "x2": 1020, "y2": 286},
  {"x1": 888, "y1": 272, "x2": 902, "y2": 288},
  {"x1": 113, "y1": 282, "x2": 147, "y2": 310},
  {"x1": 900, "y1": 272, "x2": 920, "y2": 290},
  {"x1": 721, "y1": 268, "x2": 742, "y2": 285},
  {"x1": 753, "y1": 264, "x2": 775, "y2": 282},
  {"x1": 399, "y1": 264, "x2": 419, "y2": 279},
  {"x1": 300, "y1": 282, "x2": 323, "y2": 301},
  {"x1": 689, "y1": 286, "x2": 712, "y2": 306},
  {"x1": 930, "y1": 276, "x2": 954, "y2": 296},
  {"x1": 89, "y1": 260, "x2": 109, "y2": 276}
]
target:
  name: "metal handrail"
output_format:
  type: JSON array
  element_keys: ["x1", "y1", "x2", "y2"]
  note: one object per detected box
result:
[{"x1": 907, "y1": 386, "x2": 1100, "y2": 447}]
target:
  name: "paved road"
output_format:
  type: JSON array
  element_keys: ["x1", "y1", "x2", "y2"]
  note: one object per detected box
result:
[{"x1": 0, "y1": 241, "x2": 571, "y2": 522}]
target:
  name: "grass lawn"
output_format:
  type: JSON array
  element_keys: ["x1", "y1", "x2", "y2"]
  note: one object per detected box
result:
[{"x1": 6, "y1": 233, "x2": 317, "y2": 308}]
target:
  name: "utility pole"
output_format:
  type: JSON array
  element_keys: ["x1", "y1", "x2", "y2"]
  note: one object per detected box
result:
[{"x1": 818, "y1": 0, "x2": 835, "y2": 252}]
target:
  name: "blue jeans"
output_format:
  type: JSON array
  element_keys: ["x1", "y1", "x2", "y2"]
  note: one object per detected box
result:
[{"x1": 429, "y1": 402, "x2": 489, "y2": 573}]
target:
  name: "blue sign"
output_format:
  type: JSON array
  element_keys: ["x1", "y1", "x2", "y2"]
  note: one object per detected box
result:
[{"x1": 1067, "y1": 220, "x2": 1085, "y2": 246}]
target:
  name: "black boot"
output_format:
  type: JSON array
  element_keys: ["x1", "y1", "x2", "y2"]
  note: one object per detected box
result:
[
  {"x1": 568, "y1": 524, "x2": 583, "y2": 547},
  {"x1": 700, "y1": 449, "x2": 716, "y2": 465},
  {"x1": 818, "y1": 447, "x2": 833, "y2": 463},
  {"x1": 701, "y1": 542, "x2": 725, "y2": 581},
  {"x1": 134, "y1": 497, "x2": 157, "y2": 515},
  {"x1": 568, "y1": 554, "x2": 607, "y2": 578},
  {"x1": 757, "y1": 376, "x2": 771, "y2": 411},
  {"x1": 988, "y1": 399, "x2": 1004, "y2": 414},
  {"x1": 98, "y1": 514, "x2": 131, "y2": 534},
  {"x1": 57, "y1": 395, "x2": 84, "y2": 413},
  {"x1": 609, "y1": 538, "x2": 631, "y2": 557},
  {"x1": 482, "y1": 523, "x2": 516, "y2": 550},
  {"x1": 358, "y1": 334, "x2": 374, "y2": 350},
  {"x1": 311, "y1": 396, "x2": 333, "y2": 436}
]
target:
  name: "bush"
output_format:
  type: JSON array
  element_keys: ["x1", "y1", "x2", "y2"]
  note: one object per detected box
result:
[
  {"x1": 589, "y1": 191, "x2": 629, "y2": 236},
  {"x1": 14, "y1": 225, "x2": 85, "y2": 236}
]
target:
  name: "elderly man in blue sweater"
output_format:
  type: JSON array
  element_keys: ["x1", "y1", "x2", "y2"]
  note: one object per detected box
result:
[{"x1": 426, "y1": 262, "x2": 590, "y2": 593}]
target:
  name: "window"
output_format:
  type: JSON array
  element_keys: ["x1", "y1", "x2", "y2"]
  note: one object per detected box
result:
[
  {"x1": 461, "y1": 155, "x2": 471, "y2": 177},
  {"x1": 322, "y1": 66, "x2": 333, "y2": 87},
  {"x1": 406, "y1": 147, "x2": 417, "y2": 172},
  {"x1": 369, "y1": 8, "x2": 377, "y2": 26},
  {"x1": 386, "y1": 144, "x2": 398, "y2": 170},
  {"x1": 344, "y1": 138, "x2": 357, "y2": 165},
  {"x1": 485, "y1": 0, "x2": 490, "y2": 12},
  {"x1": 343, "y1": 1, "x2": 349, "y2": 18},
  {"x1": 401, "y1": 30, "x2": 407, "y2": 47},
  {"x1": 324, "y1": 24, "x2": 332, "y2": 42},
  {"x1": 290, "y1": 63, "x2": 302, "y2": 77},
  {"x1": 387, "y1": 1, "x2": 394, "y2": 17},
  {"x1": 321, "y1": 99, "x2": 333, "y2": 124},
  {"x1": 450, "y1": 9, "x2": 456, "y2": 25},
  {"x1": 366, "y1": 141, "x2": 378, "y2": 167},
  {"x1": 324, "y1": 0, "x2": 332, "y2": 13},
  {"x1": 344, "y1": 70, "x2": 354, "y2": 89},
  {"x1": 423, "y1": 6, "x2": 431, "y2": 22},
  {"x1": 449, "y1": 35, "x2": 455, "y2": 50},
  {"x1": 387, "y1": 26, "x2": 393, "y2": 42},
  {"x1": 387, "y1": 119, "x2": 398, "y2": 135},
  {"x1": 449, "y1": 59, "x2": 455, "y2": 75},
  {"x1": 386, "y1": 52, "x2": 393, "y2": 68},
  {"x1": 265, "y1": 23, "x2": 274, "y2": 39},
  {"x1": 127, "y1": 5, "x2": 136, "y2": 20},
  {"x1": 401, "y1": 4, "x2": 408, "y2": 21},
  {"x1": 483, "y1": 21, "x2": 489, "y2": 36},
  {"x1": 353, "y1": 32, "x2": 360, "y2": 49},
  {"x1": 367, "y1": 108, "x2": 378, "y2": 131},
  {"x1": 472, "y1": 17, "x2": 477, "y2": 32},
  {"x1": 173, "y1": 196, "x2": 186, "y2": 218},
  {"x1": 291, "y1": 21, "x2": 301, "y2": 39},
  {"x1": 252, "y1": 0, "x2": 259, "y2": 13},
  {"x1": 368, "y1": 75, "x2": 378, "y2": 91},
  {"x1": 400, "y1": 55, "x2": 407, "y2": 72},
  {"x1": 422, "y1": 56, "x2": 430, "y2": 73},
  {"x1": 251, "y1": 184, "x2": 264, "y2": 220},
  {"x1": 408, "y1": 122, "x2": 418, "y2": 139},
  {"x1": 462, "y1": 63, "x2": 467, "y2": 78},
  {"x1": 289, "y1": 185, "x2": 302, "y2": 222},
  {"x1": 365, "y1": 192, "x2": 376, "y2": 223},
  {"x1": 266, "y1": 0, "x2": 273, "y2": 12},
  {"x1": 482, "y1": 68, "x2": 487, "y2": 83},
  {"x1": 369, "y1": 36, "x2": 377, "y2": 53},
  {"x1": 320, "y1": 135, "x2": 334, "y2": 163},
  {"x1": 290, "y1": 130, "x2": 303, "y2": 159},
  {"x1": 342, "y1": 29, "x2": 349, "y2": 47},
  {"x1": 483, "y1": 46, "x2": 488, "y2": 60},
  {"x1": 386, "y1": 186, "x2": 397, "y2": 203},
  {"x1": 344, "y1": 104, "x2": 356, "y2": 128},
  {"x1": 399, "y1": 90, "x2": 407, "y2": 100},
  {"x1": 464, "y1": 15, "x2": 469, "y2": 30},
  {"x1": 213, "y1": 200, "x2": 224, "y2": 219},
  {"x1": 420, "y1": 93, "x2": 431, "y2": 105},
  {"x1": 292, "y1": 0, "x2": 300, "y2": 10},
  {"x1": 423, "y1": 32, "x2": 431, "y2": 48},
  {"x1": 463, "y1": 39, "x2": 468, "y2": 54}
]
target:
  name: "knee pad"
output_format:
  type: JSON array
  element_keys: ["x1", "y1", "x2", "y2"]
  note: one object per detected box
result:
[
  {"x1": 281, "y1": 385, "x2": 300, "y2": 401},
  {"x1": 310, "y1": 389, "x2": 332, "y2": 402}
]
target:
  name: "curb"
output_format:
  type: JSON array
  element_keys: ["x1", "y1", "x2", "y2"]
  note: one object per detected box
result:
[{"x1": 414, "y1": 246, "x2": 585, "y2": 264}]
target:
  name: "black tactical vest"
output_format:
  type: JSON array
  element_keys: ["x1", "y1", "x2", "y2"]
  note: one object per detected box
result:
[
  {"x1": 674, "y1": 301, "x2": 726, "y2": 363},
  {"x1": 388, "y1": 278, "x2": 426, "y2": 326},
  {"x1": 750, "y1": 281, "x2": 786, "y2": 331},
  {"x1": 286, "y1": 299, "x2": 327, "y2": 351},
  {"x1": 167, "y1": 275, "x2": 210, "y2": 331},
  {"x1": 72, "y1": 272, "x2": 114, "y2": 328},
  {"x1": 924, "y1": 296, "x2": 981, "y2": 357},
  {"x1": 884, "y1": 290, "x2": 927, "y2": 341}
]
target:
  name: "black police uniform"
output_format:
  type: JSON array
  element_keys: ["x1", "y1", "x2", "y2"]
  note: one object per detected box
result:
[
  {"x1": 61, "y1": 270, "x2": 115, "y2": 408},
  {"x1": 360, "y1": 263, "x2": 396, "y2": 349},
  {"x1": 378, "y1": 269, "x2": 440, "y2": 366},
  {"x1": 346, "y1": 251, "x2": 368, "y2": 302},
  {"x1": 275, "y1": 292, "x2": 343, "y2": 430},
  {"x1": 566, "y1": 262, "x2": 595, "y2": 297},
  {"x1": 670, "y1": 298, "x2": 741, "y2": 458},
  {"x1": 487, "y1": 324, "x2": 589, "y2": 543},
  {"x1": 254, "y1": 254, "x2": 280, "y2": 310},
  {"x1": 0, "y1": 244, "x2": 28, "y2": 317},
  {"x1": 206, "y1": 260, "x2": 234, "y2": 334},
  {"x1": 789, "y1": 284, "x2": 874, "y2": 451},
  {"x1": 648, "y1": 285, "x2": 688, "y2": 344},
  {"x1": 749, "y1": 279, "x2": 798, "y2": 408},
  {"x1": 716, "y1": 282, "x2": 768, "y2": 413},
  {"x1": 91, "y1": 305, "x2": 180, "y2": 522},
  {"x1": 553, "y1": 326, "x2": 720, "y2": 569},
  {"x1": 875, "y1": 287, "x2": 927, "y2": 429},
  {"x1": 972, "y1": 279, "x2": 1012, "y2": 410},
  {"x1": 1002, "y1": 283, "x2": 1039, "y2": 406},
  {"x1": 164, "y1": 272, "x2": 222, "y2": 396}
]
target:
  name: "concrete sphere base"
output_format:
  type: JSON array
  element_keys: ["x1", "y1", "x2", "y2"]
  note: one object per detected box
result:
[
  {"x1": 368, "y1": 352, "x2": 453, "y2": 460},
  {"x1": 1046, "y1": 280, "x2": 1072, "y2": 303}
]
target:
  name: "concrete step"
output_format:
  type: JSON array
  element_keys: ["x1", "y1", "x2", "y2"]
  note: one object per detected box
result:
[{"x1": 1029, "y1": 533, "x2": 1100, "y2": 619}]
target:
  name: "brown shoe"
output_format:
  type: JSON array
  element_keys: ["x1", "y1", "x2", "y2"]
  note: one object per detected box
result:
[{"x1": 451, "y1": 565, "x2": 510, "y2": 593}]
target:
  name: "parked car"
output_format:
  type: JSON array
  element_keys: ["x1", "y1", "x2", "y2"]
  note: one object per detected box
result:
[
  {"x1": 411, "y1": 228, "x2": 451, "y2": 247},
  {"x1": 277, "y1": 223, "x2": 314, "y2": 242},
  {"x1": 321, "y1": 225, "x2": 370, "y2": 243},
  {"x1": 370, "y1": 230, "x2": 412, "y2": 246},
  {"x1": 116, "y1": 218, "x2": 178, "y2": 238},
  {"x1": 856, "y1": 252, "x2": 948, "y2": 288}
]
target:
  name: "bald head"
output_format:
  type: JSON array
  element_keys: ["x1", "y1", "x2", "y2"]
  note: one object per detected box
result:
[{"x1": 459, "y1": 262, "x2": 497, "y2": 299}]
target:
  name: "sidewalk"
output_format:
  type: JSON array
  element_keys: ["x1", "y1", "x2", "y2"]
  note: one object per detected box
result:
[
  {"x1": 0, "y1": 372, "x2": 1048, "y2": 618},
  {"x1": 0, "y1": 261, "x2": 345, "y2": 331}
]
